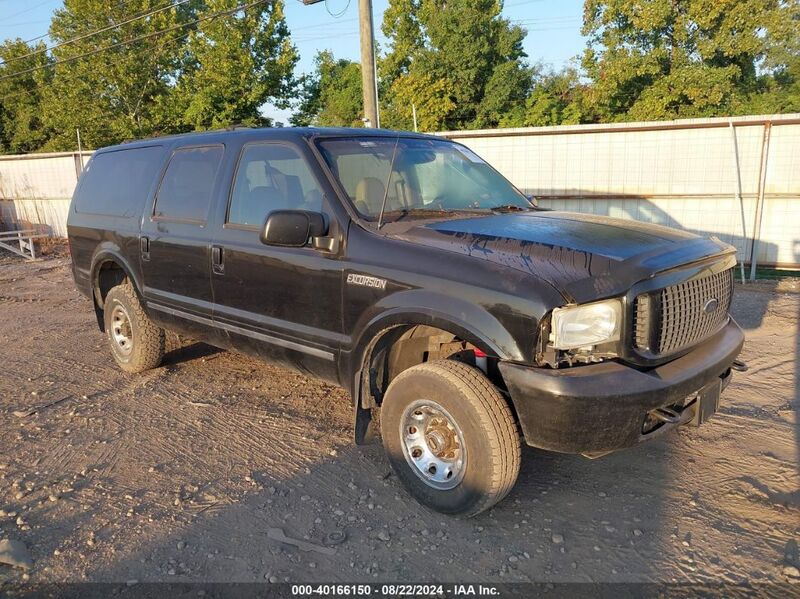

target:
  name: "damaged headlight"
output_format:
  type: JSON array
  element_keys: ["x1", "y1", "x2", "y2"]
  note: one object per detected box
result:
[{"x1": 550, "y1": 299, "x2": 622, "y2": 350}]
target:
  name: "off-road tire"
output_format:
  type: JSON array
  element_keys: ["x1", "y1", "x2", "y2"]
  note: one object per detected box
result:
[
  {"x1": 104, "y1": 283, "x2": 164, "y2": 373},
  {"x1": 380, "y1": 359, "x2": 521, "y2": 517}
]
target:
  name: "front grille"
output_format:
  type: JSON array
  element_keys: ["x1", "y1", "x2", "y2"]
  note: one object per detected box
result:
[{"x1": 633, "y1": 267, "x2": 733, "y2": 356}]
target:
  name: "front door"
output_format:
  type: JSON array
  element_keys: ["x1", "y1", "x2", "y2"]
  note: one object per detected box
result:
[
  {"x1": 209, "y1": 141, "x2": 345, "y2": 383},
  {"x1": 140, "y1": 144, "x2": 226, "y2": 344}
]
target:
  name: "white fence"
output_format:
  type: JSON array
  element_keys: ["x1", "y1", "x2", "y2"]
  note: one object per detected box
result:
[
  {"x1": 441, "y1": 113, "x2": 800, "y2": 271},
  {"x1": 1, "y1": 114, "x2": 799, "y2": 269},
  {"x1": 0, "y1": 151, "x2": 92, "y2": 238}
]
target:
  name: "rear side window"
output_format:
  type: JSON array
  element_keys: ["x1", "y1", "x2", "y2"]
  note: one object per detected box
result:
[
  {"x1": 153, "y1": 145, "x2": 224, "y2": 223},
  {"x1": 73, "y1": 146, "x2": 164, "y2": 217}
]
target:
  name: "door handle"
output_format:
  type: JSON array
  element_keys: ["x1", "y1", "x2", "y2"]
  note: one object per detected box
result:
[
  {"x1": 211, "y1": 245, "x2": 224, "y2": 274},
  {"x1": 140, "y1": 236, "x2": 150, "y2": 261}
]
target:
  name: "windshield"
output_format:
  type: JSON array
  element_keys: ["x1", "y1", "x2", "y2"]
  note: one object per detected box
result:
[{"x1": 316, "y1": 137, "x2": 531, "y2": 222}]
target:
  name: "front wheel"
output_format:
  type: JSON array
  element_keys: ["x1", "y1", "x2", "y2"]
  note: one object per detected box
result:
[{"x1": 380, "y1": 360, "x2": 521, "y2": 517}]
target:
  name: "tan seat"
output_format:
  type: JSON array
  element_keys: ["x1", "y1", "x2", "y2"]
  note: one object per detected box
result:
[{"x1": 355, "y1": 177, "x2": 386, "y2": 215}]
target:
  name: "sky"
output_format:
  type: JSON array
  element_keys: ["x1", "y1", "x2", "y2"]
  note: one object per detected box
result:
[{"x1": 0, "y1": 0, "x2": 588, "y2": 123}]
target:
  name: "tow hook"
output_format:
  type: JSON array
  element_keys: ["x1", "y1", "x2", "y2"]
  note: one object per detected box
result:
[
  {"x1": 651, "y1": 406, "x2": 681, "y2": 424},
  {"x1": 731, "y1": 360, "x2": 748, "y2": 372}
]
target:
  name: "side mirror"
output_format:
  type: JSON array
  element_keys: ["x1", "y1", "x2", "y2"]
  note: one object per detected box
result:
[
  {"x1": 260, "y1": 210, "x2": 327, "y2": 247},
  {"x1": 527, "y1": 194, "x2": 539, "y2": 208}
]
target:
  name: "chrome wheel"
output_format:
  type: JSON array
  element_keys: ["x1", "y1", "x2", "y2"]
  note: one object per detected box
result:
[
  {"x1": 400, "y1": 400, "x2": 466, "y2": 490},
  {"x1": 110, "y1": 304, "x2": 133, "y2": 356}
]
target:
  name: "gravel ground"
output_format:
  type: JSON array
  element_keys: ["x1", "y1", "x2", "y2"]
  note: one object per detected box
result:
[{"x1": 0, "y1": 253, "x2": 798, "y2": 588}]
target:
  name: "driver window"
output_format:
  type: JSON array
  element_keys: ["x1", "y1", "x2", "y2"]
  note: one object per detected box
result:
[{"x1": 228, "y1": 143, "x2": 323, "y2": 227}]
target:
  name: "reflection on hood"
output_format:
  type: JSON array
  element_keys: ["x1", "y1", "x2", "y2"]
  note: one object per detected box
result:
[{"x1": 395, "y1": 211, "x2": 734, "y2": 302}]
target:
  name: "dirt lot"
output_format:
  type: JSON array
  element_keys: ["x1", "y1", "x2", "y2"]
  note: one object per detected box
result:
[{"x1": 0, "y1": 253, "x2": 798, "y2": 589}]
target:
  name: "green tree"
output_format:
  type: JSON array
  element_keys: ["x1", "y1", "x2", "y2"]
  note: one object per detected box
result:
[
  {"x1": 41, "y1": 0, "x2": 190, "y2": 150},
  {"x1": 381, "y1": 0, "x2": 532, "y2": 130},
  {"x1": 582, "y1": 0, "x2": 800, "y2": 121},
  {"x1": 383, "y1": 71, "x2": 456, "y2": 131},
  {"x1": 0, "y1": 40, "x2": 52, "y2": 153},
  {"x1": 176, "y1": 0, "x2": 298, "y2": 129},
  {"x1": 291, "y1": 51, "x2": 364, "y2": 127},
  {"x1": 516, "y1": 67, "x2": 589, "y2": 127}
]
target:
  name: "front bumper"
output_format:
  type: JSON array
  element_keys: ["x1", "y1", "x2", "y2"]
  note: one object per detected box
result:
[{"x1": 498, "y1": 320, "x2": 745, "y2": 455}]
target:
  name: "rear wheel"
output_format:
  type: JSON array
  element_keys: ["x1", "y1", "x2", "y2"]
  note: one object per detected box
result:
[
  {"x1": 103, "y1": 283, "x2": 164, "y2": 373},
  {"x1": 380, "y1": 360, "x2": 521, "y2": 517}
]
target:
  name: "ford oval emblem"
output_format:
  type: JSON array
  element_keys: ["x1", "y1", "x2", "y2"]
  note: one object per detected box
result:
[{"x1": 703, "y1": 298, "x2": 719, "y2": 314}]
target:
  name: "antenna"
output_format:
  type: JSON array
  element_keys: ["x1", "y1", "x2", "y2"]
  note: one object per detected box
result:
[{"x1": 376, "y1": 135, "x2": 400, "y2": 230}]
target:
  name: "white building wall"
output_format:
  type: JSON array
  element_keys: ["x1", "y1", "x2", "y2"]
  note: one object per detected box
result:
[
  {"x1": 0, "y1": 115, "x2": 798, "y2": 268},
  {"x1": 0, "y1": 152, "x2": 92, "y2": 238}
]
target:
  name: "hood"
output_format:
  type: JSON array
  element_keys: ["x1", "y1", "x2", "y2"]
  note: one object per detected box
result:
[{"x1": 394, "y1": 211, "x2": 736, "y2": 303}]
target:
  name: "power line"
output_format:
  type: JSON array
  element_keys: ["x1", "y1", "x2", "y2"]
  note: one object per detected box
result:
[
  {"x1": 0, "y1": 18, "x2": 52, "y2": 29},
  {"x1": 0, "y1": 0, "x2": 270, "y2": 83},
  {"x1": 324, "y1": 0, "x2": 350, "y2": 18},
  {"x1": 0, "y1": 27, "x2": 192, "y2": 105},
  {"x1": 0, "y1": 0, "x2": 193, "y2": 68},
  {"x1": 0, "y1": 0, "x2": 57, "y2": 21},
  {"x1": 292, "y1": 19, "x2": 583, "y2": 44},
  {"x1": 3, "y1": 0, "x2": 146, "y2": 46}
]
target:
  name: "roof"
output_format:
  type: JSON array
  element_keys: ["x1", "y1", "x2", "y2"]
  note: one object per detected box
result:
[{"x1": 101, "y1": 126, "x2": 441, "y2": 153}]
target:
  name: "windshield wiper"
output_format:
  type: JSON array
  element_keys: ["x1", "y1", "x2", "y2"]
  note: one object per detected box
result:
[
  {"x1": 379, "y1": 208, "x2": 448, "y2": 225},
  {"x1": 489, "y1": 204, "x2": 531, "y2": 212}
]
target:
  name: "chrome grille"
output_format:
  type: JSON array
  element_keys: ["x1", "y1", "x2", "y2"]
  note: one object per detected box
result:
[{"x1": 633, "y1": 268, "x2": 733, "y2": 356}]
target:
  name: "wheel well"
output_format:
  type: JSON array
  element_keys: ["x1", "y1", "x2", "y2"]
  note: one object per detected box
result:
[
  {"x1": 359, "y1": 325, "x2": 505, "y2": 409},
  {"x1": 94, "y1": 261, "x2": 129, "y2": 307},
  {"x1": 91, "y1": 260, "x2": 129, "y2": 330}
]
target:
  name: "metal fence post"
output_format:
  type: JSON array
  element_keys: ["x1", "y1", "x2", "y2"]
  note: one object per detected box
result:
[
  {"x1": 750, "y1": 122, "x2": 772, "y2": 280},
  {"x1": 728, "y1": 120, "x2": 747, "y2": 284}
]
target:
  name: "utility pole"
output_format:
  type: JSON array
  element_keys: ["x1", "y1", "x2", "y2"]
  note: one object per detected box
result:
[
  {"x1": 358, "y1": 0, "x2": 379, "y2": 127},
  {"x1": 303, "y1": 0, "x2": 379, "y2": 127}
]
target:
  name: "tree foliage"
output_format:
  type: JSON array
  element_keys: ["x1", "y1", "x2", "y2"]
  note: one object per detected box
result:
[
  {"x1": 0, "y1": 0, "x2": 297, "y2": 152},
  {"x1": 176, "y1": 0, "x2": 297, "y2": 130},
  {"x1": 291, "y1": 51, "x2": 363, "y2": 127},
  {"x1": 0, "y1": 0, "x2": 798, "y2": 154},
  {"x1": 381, "y1": 0, "x2": 532, "y2": 130},
  {"x1": 41, "y1": 0, "x2": 189, "y2": 151},
  {"x1": 299, "y1": 0, "x2": 798, "y2": 130},
  {"x1": 0, "y1": 40, "x2": 53, "y2": 153},
  {"x1": 581, "y1": 0, "x2": 800, "y2": 120},
  {"x1": 512, "y1": 67, "x2": 588, "y2": 127}
]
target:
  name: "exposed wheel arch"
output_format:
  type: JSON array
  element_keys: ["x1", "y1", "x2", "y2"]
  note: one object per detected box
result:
[
  {"x1": 89, "y1": 253, "x2": 141, "y2": 331},
  {"x1": 95, "y1": 261, "x2": 128, "y2": 306},
  {"x1": 351, "y1": 322, "x2": 511, "y2": 444}
]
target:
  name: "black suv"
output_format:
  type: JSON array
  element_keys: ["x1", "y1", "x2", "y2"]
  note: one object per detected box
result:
[{"x1": 68, "y1": 128, "x2": 745, "y2": 516}]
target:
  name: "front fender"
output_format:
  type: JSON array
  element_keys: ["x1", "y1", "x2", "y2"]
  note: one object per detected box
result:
[{"x1": 344, "y1": 289, "x2": 526, "y2": 386}]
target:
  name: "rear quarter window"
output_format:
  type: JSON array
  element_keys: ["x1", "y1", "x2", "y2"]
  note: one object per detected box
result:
[
  {"x1": 73, "y1": 145, "x2": 165, "y2": 217},
  {"x1": 153, "y1": 145, "x2": 224, "y2": 224}
]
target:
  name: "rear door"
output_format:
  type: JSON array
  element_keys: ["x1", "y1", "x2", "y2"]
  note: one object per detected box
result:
[
  {"x1": 209, "y1": 140, "x2": 345, "y2": 383},
  {"x1": 68, "y1": 144, "x2": 166, "y2": 295},
  {"x1": 140, "y1": 144, "x2": 226, "y2": 342}
]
